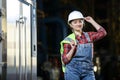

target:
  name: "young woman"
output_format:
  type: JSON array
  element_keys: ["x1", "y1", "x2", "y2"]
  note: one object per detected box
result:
[{"x1": 60, "y1": 10, "x2": 107, "y2": 80}]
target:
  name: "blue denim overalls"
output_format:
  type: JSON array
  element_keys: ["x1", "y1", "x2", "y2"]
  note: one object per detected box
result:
[{"x1": 64, "y1": 32, "x2": 95, "y2": 80}]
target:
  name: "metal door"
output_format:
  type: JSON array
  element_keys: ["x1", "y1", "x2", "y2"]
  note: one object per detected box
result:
[{"x1": 7, "y1": 0, "x2": 37, "y2": 80}]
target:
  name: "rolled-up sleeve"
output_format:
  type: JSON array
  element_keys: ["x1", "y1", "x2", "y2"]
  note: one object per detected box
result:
[
  {"x1": 88, "y1": 27, "x2": 107, "y2": 42},
  {"x1": 62, "y1": 44, "x2": 71, "y2": 64}
]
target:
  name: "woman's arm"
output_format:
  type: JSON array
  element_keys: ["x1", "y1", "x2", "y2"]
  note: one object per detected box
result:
[
  {"x1": 84, "y1": 16, "x2": 102, "y2": 30},
  {"x1": 62, "y1": 41, "x2": 76, "y2": 64},
  {"x1": 84, "y1": 16, "x2": 107, "y2": 41}
]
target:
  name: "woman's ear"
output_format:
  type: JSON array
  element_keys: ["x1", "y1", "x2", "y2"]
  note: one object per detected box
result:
[
  {"x1": 68, "y1": 23, "x2": 73, "y2": 30},
  {"x1": 69, "y1": 23, "x2": 72, "y2": 27}
]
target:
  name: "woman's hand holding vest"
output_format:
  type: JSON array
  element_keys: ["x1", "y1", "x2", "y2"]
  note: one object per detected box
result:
[{"x1": 66, "y1": 40, "x2": 76, "y2": 61}]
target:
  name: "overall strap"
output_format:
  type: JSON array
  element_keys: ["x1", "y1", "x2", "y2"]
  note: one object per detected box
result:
[{"x1": 83, "y1": 32, "x2": 91, "y2": 42}]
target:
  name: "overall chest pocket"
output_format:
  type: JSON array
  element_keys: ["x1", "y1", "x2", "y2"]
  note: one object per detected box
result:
[{"x1": 75, "y1": 43, "x2": 92, "y2": 56}]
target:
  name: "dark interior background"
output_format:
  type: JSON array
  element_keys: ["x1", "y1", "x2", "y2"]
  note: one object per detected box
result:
[{"x1": 36, "y1": 0, "x2": 120, "y2": 80}]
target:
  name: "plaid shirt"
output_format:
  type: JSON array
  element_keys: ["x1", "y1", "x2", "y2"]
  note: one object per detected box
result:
[{"x1": 62, "y1": 27, "x2": 107, "y2": 64}]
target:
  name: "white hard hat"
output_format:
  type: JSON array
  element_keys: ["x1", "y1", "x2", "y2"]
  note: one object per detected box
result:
[{"x1": 68, "y1": 10, "x2": 84, "y2": 23}]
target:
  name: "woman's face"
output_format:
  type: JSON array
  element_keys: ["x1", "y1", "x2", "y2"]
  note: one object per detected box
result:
[{"x1": 69, "y1": 19, "x2": 84, "y2": 31}]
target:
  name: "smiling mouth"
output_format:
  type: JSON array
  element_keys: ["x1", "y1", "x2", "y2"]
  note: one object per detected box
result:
[{"x1": 79, "y1": 26, "x2": 83, "y2": 28}]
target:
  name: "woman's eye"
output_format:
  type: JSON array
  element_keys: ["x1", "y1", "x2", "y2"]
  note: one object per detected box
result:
[
  {"x1": 79, "y1": 20, "x2": 82, "y2": 23},
  {"x1": 79, "y1": 20, "x2": 84, "y2": 23}
]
